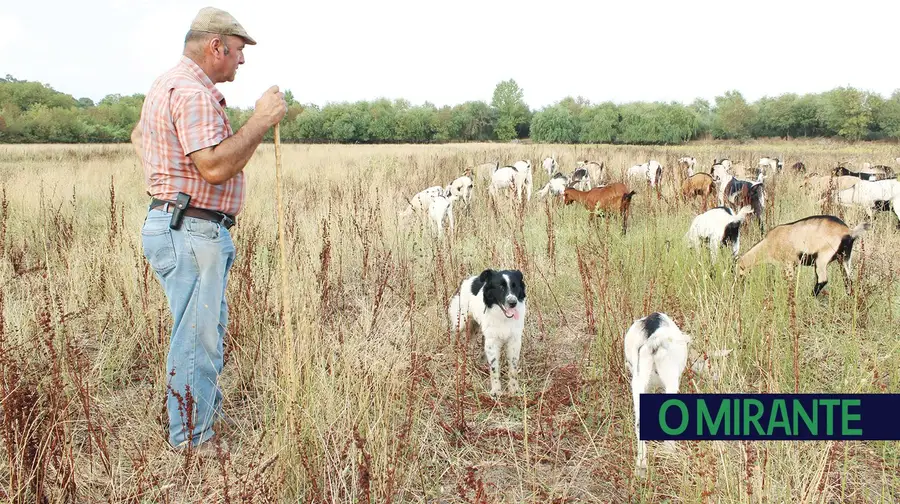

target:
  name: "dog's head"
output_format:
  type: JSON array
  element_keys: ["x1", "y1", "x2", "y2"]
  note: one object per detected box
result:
[{"x1": 475, "y1": 268, "x2": 526, "y2": 319}]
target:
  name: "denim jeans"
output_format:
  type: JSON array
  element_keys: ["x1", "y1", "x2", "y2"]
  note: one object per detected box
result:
[{"x1": 140, "y1": 207, "x2": 235, "y2": 448}]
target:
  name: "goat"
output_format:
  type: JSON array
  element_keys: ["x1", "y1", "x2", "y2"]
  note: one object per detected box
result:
[
  {"x1": 791, "y1": 161, "x2": 806, "y2": 173},
  {"x1": 569, "y1": 167, "x2": 592, "y2": 191},
  {"x1": 537, "y1": 177, "x2": 568, "y2": 199},
  {"x1": 579, "y1": 160, "x2": 606, "y2": 187},
  {"x1": 399, "y1": 186, "x2": 455, "y2": 238},
  {"x1": 800, "y1": 174, "x2": 861, "y2": 197},
  {"x1": 685, "y1": 206, "x2": 754, "y2": 261},
  {"x1": 712, "y1": 164, "x2": 766, "y2": 232},
  {"x1": 542, "y1": 156, "x2": 558, "y2": 177},
  {"x1": 488, "y1": 161, "x2": 533, "y2": 202},
  {"x1": 627, "y1": 160, "x2": 663, "y2": 187},
  {"x1": 832, "y1": 165, "x2": 880, "y2": 181},
  {"x1": 832, "y1": 178, "x2": 900, "y2": 225},
  {"x1": 737, "y1": 215, "x2": 870, "y2": 296},
  {"x1": 681, "y1": 172, "x2": 716, "y2": 211},
  {"x1": 678, "y1": 156, "x2": 697, "y2": 174},
  {"x1": 447, "y1": 175, "x2": 475, "y2": 207},
  {"x1": 624, "y1": 312, "x2": 692, "y2": 478},
  {"x1": 563, "y1": 183, "x2": 637, "y2": 234},
  {"x1": 513, "y1": 159, "x2": 534, "y2": 201},
  {"x1": 758, "y1": 157, "x2": 783, "y2": 174},
  {"x1": 474, "y1": 161, "x2": 501, "y2": 181}
]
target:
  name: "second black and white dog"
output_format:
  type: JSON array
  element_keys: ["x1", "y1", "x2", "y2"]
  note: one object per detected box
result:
[{"x1": 448, "y1": 268, "x2": 527, "y2": 399}]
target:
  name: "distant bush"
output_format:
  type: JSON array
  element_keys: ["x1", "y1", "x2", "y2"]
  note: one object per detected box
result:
[{"x1": 1, "y1": 73, "x2": 898, "y2": 145}]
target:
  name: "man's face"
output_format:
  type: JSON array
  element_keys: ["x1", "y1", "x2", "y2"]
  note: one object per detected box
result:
[{"x1": 216, "y1": 35, "x2": 245, "y2": 82}]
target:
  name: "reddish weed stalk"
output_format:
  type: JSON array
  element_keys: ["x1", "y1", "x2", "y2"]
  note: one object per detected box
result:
[
  {"x1": 317, "y1": 217, "x2": 333, "y2": 332},
  {"x1": 575, "y1": 245, "x2": 597, "y2": 335},
  {"x1": 544, "y1": 198, "x2": 556, "y2": 274}
]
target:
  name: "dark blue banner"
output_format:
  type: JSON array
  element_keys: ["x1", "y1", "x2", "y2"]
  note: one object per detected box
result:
[{"x1": 639, "y1": 394, "x2": 900, "y2": 441}]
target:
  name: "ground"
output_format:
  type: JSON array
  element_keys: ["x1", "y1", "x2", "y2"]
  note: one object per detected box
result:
[{"x1": 0, "y1": 139, "x2": 897, "y2": 503}]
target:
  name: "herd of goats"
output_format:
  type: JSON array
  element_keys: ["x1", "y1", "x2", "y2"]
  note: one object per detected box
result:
[{"x1": 397, "y1": 151, "x2": 900, "y2": 476}]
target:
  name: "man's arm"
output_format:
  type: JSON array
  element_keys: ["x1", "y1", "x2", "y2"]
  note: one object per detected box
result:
[
  {"x1": 188, "y1": 85, "x2": 286, "y2": 186},
  {"x1": 187, "y1": 115, "x2": 271, "y2": 185}
]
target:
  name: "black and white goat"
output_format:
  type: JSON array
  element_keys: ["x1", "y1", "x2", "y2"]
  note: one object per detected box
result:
[
  {"x1": 711, "y1": 164, "x2": 766, "y2": 232},
  {"x1": 685, "y1": 205, "x2": 754, "y2": 261}
]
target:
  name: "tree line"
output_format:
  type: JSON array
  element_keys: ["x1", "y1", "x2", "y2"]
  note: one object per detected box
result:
[{"x1": 2, "y1": 74, "x2": 900, "y2": 145}]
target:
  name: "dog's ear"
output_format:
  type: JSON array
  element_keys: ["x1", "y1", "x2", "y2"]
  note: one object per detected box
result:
[
  {"x1": 513, "y1": 270, "x2": 526, "y2": 296},
  {"x1": 478, "y1": 269, "x2": 494, "y2": 282}
]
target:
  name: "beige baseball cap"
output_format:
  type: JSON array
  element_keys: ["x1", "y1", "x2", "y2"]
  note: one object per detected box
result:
[{"x1": 190, "y1": 7, "x2": 257, "y2": 45}]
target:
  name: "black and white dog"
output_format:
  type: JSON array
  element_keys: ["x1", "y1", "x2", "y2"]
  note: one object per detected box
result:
[{"x1": 448, "y1": 268, "x2": 527, "y2": 399}]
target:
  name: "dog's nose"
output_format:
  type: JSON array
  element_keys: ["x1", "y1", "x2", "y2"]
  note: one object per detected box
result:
[{"x1": 508, "y1": 298, "x2": 518, "y2": 307}]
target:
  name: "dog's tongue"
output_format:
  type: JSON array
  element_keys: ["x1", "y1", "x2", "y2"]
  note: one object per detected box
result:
[{"x1": 513, "y1": 310, "x2": 520, "y2": 320}]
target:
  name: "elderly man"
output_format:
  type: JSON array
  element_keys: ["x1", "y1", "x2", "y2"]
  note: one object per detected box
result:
[{"x1": 131, "y1": 6, "x2": 286, "y2": 455}]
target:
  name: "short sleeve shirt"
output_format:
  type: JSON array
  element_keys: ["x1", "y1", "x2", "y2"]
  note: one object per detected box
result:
[{"x1": 138, "y1": 55, "x2": 244, "y2": 216}]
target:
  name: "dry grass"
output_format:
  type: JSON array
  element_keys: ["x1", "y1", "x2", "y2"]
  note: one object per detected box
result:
[{"x1": 0, "y1": 138, "x2": 898, "y2": 503}]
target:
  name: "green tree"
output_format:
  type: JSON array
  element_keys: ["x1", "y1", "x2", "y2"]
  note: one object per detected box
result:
[
  {"x1": 530, "y1": 105, "x2": 577, "y2": 143},
  {"x1": 712, "y1": 90, "x2": 755, "y2": 139},
  {"x1": 491, "y1": 79, "x2": 529, "y2": 141},
  {"x1": 578, "y1": 103, "x2": 619, "y2": 144},
  {"x1": 822, "y1": 87, "x2": 874, "y2": 141}
]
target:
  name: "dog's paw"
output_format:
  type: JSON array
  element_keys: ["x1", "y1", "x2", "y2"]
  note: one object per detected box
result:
[{"x1": 489, "y1": 387, "x2": 502, "y2": 401}]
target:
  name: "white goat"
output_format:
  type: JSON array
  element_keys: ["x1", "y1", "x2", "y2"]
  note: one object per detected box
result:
[
  {"x1": 627, "y1": 160, "x2": 663, "y2": 187},
  {"x1": 447, "y1": 175, "x2": 475, "y2": 207},
  {"x1": 490, "y1": 160, "x2": 533, "y2": 201},
  {"x1": 624, "y1": 312, "x2": 692, "y2": 478},
  {"x1": 400, "y1": 185, "x2": 455, "y2": 238},
  {"x1": 758, "y1": 157, "x2": 783, "y2": 175},
  {"x1": 832, "y1": 178, "x2": 900, "y2": 224},
  {"x1": 542, "y1": 157, "x2": 558, "y2": 177},
  {"x1": 685, "y1": 205, "x2": 754, "y2": 261},
  {"x1": 537, "y1": 176, "x2": 568, "y2": 199},
  {"x1": 679, "y1": 156, "x2": 697, "y2": 177}
]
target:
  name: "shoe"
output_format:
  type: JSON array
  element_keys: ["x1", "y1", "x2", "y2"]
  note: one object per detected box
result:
[{"x1": 173, "y1": 436, "x2": 230, "y2": 458}]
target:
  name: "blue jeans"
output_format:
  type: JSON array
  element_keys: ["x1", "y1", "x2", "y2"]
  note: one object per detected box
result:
[{"x1": 140, "y1": 208, "x2": 235, "y2": 448}]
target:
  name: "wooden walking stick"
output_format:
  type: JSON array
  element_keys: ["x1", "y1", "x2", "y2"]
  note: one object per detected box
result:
[{"x1": 274, "y1": 122, "x2": 294, "y2": 342}]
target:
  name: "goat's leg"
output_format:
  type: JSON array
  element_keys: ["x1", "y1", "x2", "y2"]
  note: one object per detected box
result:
[
  {"x1": 447, "y1": 205, "x2": 455, "y2": 235},
  {"x1": 813, "y1": 258, "x2": 829, "y2": 297},
  {"x1": 656, "y1": 360, "x2": 682, "y2": 454},
  {"x1": 631, "y1": 369, "x2": 652, "y2": 477},
  {"x1": 840, "y1": 253, "x2": 854, "y2": 295}
]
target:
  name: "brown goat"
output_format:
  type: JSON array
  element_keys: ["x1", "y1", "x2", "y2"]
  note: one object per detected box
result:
[
  {"x1": 681, "y1": 172, "x2": 716, "y2": 210},
  {"x1": 563, "y1": 183, "x2": 637, "y2": 234}
]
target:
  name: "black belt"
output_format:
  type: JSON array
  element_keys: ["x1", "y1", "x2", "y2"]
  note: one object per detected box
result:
[{"x1": 149, "y1": 198, "x2": 236, "y2": 229}]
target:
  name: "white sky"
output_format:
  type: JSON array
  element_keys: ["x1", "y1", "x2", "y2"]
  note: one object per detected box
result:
[{"x1": 2, "y1": 0, "x2": 899, "y2": 110}]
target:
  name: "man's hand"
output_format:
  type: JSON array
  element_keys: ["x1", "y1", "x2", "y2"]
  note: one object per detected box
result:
[{"x1": 252, "y1": 85, "x2": 288, "y2": 129}]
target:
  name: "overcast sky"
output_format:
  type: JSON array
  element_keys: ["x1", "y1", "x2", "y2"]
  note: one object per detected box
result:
[{"x1": 3, "y1": 0, "x2": 898, "y2": 110}]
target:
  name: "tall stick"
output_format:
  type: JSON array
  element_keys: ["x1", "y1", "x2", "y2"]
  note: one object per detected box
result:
[{"x1": 274, "y1": 123, "x2": 294, "y2": 343}]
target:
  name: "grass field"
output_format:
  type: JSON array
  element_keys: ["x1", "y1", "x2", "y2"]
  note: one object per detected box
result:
[{"x1": 0, "y1": 139, "x2": 898, "y2": 503}]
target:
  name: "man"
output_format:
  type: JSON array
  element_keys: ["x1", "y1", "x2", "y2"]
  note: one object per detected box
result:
[{"x1": 131, "y1": 6, "x2": 286, "y2": 455}]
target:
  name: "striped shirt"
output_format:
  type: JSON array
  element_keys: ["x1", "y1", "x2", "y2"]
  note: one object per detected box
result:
[{"x1": 138, "y1": 55, "x2": 244, "y2": 216}]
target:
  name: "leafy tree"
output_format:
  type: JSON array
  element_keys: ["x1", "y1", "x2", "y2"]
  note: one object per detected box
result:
[
  {"x1": 712, "y1": 90, "x2": 755, "y2": 139},
  {"x1": 491, "y1": 79, "x2": 529, "y2": 141},
  {"x1": 579, "y1": 103, "x2": 619, "y2": 144},
  {"x1": 530, "y1": 105, "x2": 577, "y2": 143}
]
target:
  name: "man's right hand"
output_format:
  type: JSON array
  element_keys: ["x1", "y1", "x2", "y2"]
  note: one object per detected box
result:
[{"x1": 253, "y1": 85, "x2": 288, "y2": 128}]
